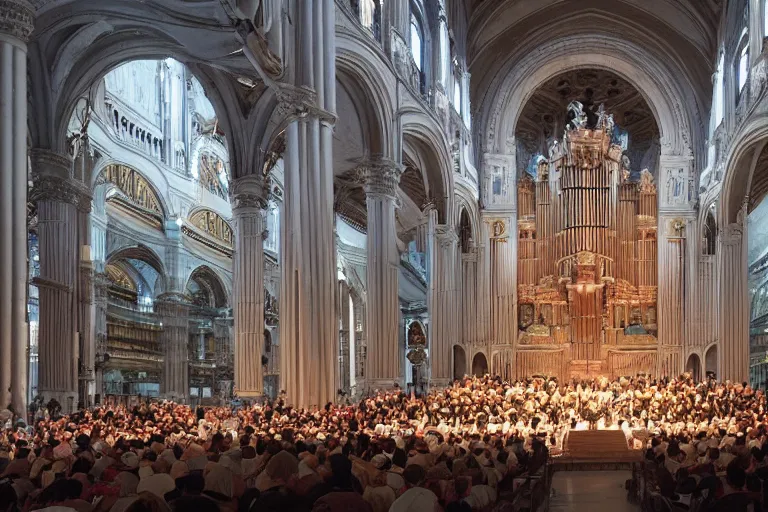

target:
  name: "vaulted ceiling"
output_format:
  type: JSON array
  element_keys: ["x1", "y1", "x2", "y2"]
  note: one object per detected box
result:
[{"x1": 467, "y1": 0, "x2": 721, "y2": 122}]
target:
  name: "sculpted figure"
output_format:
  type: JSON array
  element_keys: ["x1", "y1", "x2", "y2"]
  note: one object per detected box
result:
[{"x1": 567, "y1": 101, "x2": 587, "y2": 130}]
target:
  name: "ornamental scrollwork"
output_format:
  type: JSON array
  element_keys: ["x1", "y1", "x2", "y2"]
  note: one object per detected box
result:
[
  {"x1": 355, "y1": 158, "x2": 403, "y2": 199},
  {"x1": 0, "y1": 0, "x2": 35, "y2": 42},
  {"x1": 188, "y1": 209, "x2": 234, "y2": 247},
  {"x1": 101, "y1": 164, "x2": 162, "y2": 214}
]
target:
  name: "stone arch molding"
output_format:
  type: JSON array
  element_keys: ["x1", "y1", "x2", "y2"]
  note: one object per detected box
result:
[{"x1": 480, "y1": 36, "x2": 698, "y2": 163}]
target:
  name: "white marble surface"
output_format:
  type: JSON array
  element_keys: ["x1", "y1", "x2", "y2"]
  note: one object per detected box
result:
[{"x1": 549, "y1": 471, "x2": 639, "y2": 512}]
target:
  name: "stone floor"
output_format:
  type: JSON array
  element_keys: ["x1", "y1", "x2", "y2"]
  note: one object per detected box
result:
[{"x1": 549, "y1": 470, "x2": 639, "y2": 512}]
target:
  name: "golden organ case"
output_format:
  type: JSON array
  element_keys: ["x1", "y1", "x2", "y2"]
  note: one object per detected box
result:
[{"x1": 515, "y1": 115, "x2": 658, "y2": 380}]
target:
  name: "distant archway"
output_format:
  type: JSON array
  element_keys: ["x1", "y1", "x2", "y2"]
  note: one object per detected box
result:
[
  {"x1": 685, "y1": 353, "x2": 702, "y2": 382},
  {"x1": 705, "y1": 345, "x2": 718, "y2": 378},
  {"x1": 453, "y1": 345, "x2": 467, "y2": 380},
  {"x1": 471, "y1": 352, "x2": 489, "y2": 377}
]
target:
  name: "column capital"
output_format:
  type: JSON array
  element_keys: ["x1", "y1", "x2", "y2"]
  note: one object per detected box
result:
[
  {"x1": 30, "y1": 173, "x2": 92, "y2": 213},
  {"x1": 276, "y1": 84, "x2": 336, "y2": 124},
  {"x1": 356, "y1": 158, "x2": 403, "y2": 198},
  {"x1": 435, "y1": 224, "x2": 459, "y2": 244},
  {"x1": 0, "y1": 0, "x2": 34, "y2": 43},
  {"x1": 721, "y1": 222, "x2": 744, "y2": 246},
  {"x1": 230, "y1": 175, "x2": 268, "y2": 211}
]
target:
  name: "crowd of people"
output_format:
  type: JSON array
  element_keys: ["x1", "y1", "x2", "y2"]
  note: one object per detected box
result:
[{"x1": 0, "y1": 373, "x2": 764, "y2": 512}]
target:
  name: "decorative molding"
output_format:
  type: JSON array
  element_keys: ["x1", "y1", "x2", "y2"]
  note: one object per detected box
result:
[
  {"x1": 101, "y1": 164, "x2": 162, "y2": 213},
  {"x1": 30, "y1": 174, "x2": 92, "y2": 213},
  {"x1": 0, "y1": 0, "x2": 34, "y2": 42},
  {"x1": 105, "y1": 263, "x2": 136, "y2": 292},
  {"x1": 721, "y1": 222, "x2": 744, "y2": 245},
  {"x1": 198, "y1": 152, "x2": 228, "y2": 200},
  {"x1": 230, "y1": 174, "x2": 268, "y2": 210},
  {"x1": 276, "y1": 84, "x2": 336, "y2": 124},
  {"x1": 356, "y1": 158, "x2": 403, "y2": 199},
  {"x1": 188, "y1": 209, "x2": 234, "y2": 247}
]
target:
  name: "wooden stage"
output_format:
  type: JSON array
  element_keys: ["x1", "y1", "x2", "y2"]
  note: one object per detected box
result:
[{"x1": 554, "y1": 429, "x2": 643, "y2": 470}]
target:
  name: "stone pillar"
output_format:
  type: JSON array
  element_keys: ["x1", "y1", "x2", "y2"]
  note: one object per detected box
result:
[
  {"x1": 428, "y1": 214, "x2": 460, "y2": 387},
  {"x1": 280, "y1": 0, "x2": 337, "y2": 408},
  {"x1": 718, "y1": 220, "x2": 749, "y2": 382},
  {"x1": 0, "y1": 0, "x2": 34, "y2": 413},
  {"x1": 156, "y1": 295, "x2": 190, "y2": 402},
  {"x1": 231, "y1": 175, "x2": 266, "y2": 399},
  {"x1": 93, "y1": 273, "x2": 109, "y2": 402},
  {"x1": 360, "y1": 159, "x2": 402, "y2": 389},
  {"x1": 338, "y1": 280, "x2": 351, "y2": 393},
  {"x1": 656, "y1": 216, "x2": 688, "y2": 376},
  {"x1": 31, "y1": 151, "x2": 92, "y2": 414}
]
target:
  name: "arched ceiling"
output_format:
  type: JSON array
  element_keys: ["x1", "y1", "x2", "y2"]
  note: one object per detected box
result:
[
  {"x1": 517, "y1": 68, "x2": 658, "y2": 170},
  {"x1": 468, "y1": 0, "x2": 720, "y2": 124}
]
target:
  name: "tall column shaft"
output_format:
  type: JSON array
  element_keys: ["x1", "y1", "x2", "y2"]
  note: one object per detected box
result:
[
  {"x1": 31, "y1": 151, "x2": 91, "y2": 414},
  {"x1": 361, "y1": 160, "x2": 402, "y2": 389},
  {"x1": 428, "y1": 216, "x2": 460, "y2": 386},
  {"x1": 0, "y1": 0, "x2": 34, "y2": 413},
  {"x1": 719, "y1": 221, "x2": 749, "y2": 382},
  {"x1": 157, "y1": 296, "x2": 190, "y2": 402},
  {"x1": 657, "y1": 216, "x2": 686, "y2": 376},
  {"x1": 280, "y1": 0, "x2": 337, "y2": 408},
  {"x1": 231, "y1": 176, "x2": 266, "y2": 398},
  {"x1": 93, "y1": 274, "x2": 109, "y2": 401}
]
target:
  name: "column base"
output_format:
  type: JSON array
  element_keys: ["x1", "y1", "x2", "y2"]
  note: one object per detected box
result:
[{"x1": 37, "y1": 389, "x2": 79, "y2": 415}]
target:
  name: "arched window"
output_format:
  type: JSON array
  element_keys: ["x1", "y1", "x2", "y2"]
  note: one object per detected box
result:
[
  {"x1": 714, "y1": 51, "x2": 724, "y2": 127},
  {"x1": 703, "y1": 210, "x2": 717, "y2": 255},
  {"x1": 410, "y1": 14, "x2": 423, "y2": 71},
  {"x1": 459, "y1": 209, "x2": 472, "y2": 253},
  {"x1": 453, "y1": 77, "x2": 461, "y2": 112},
  {"x1": 738, "y1": 28, "x2": 750, "y2": 96},
  {"x1": 764, "y1": 0, "x2": 768, "y2": 38}
]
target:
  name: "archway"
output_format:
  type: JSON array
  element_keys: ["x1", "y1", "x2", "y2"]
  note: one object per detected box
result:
[
  {"x1": 705, "y1": 345, "x2": 718, "y2": 379},
  {"x1": 453, "y1": 345, "x2": 467, "y2": 380},
  {"x1": 472, "y1": 352, "x2": 489, "y2": 377},
  {"x1": 685, "y1": 353, "x2": 702, "y2": 382}
]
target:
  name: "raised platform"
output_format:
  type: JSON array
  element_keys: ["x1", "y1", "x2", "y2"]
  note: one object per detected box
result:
[{"x1": 556, "y1": 429, "x2": 643, "y2": 469}]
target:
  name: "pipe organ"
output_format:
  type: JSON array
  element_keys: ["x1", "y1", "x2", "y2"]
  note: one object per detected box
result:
[{"x1": 515, "y1": 118, "x2": 658, "y2": 380}]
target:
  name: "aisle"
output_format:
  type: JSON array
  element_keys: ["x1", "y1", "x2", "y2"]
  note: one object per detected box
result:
[{"x1": 549, "y1": 470, "x2": 638, "y2": 512}]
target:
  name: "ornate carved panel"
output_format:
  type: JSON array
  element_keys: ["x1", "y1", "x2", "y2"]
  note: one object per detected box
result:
[
  {"x1": 187, "y1": 209, "x2": 234, "y2": 249},
  {"x1": 105, "y1": 263, "x2": 136, "y2": 292},
  {"x1": 199, "y1": 153, "x2": 228, "y2": 199},
  {"x1": 102, "y1": 164, "x2": 163, "y2": 229}
]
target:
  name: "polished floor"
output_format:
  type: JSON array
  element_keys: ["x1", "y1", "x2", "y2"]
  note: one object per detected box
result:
[{"x1": 549, "y1": 470, "x2": 639, "y2": 512}]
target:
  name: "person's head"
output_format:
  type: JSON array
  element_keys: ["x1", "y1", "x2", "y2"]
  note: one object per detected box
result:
[
  {"x1": 0, "y1": 483, "x2": 18, "y2": 512},
  {"x1": 726, "y1": 460, "x2": 747, "y2": 490},
  {"x1": 124, "y1": 491, "x2": 171, "y2": 512},
  {"x1": 402, "y1": 464, "x2": 426, "y2": 488}
]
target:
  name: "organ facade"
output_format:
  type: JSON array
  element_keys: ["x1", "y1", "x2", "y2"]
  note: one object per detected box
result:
[{"x1": 515, "y1": 107, "x2": 661, "y2": 380}]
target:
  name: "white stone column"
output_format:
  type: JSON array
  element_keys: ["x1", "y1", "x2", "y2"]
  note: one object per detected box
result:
[
  {"x1": 279, "y1": 0, "x2": 337, "y2": 408},
  {"x1": 428, "y1": 214, "x2": 460, "y2": 387},
  {"x1": 93, "y1": 273, "x2": 109, "y2": 402},
  {"x1": 657, "y1": 216, "x2": 687, "y2": 376},
  {"x1": 0, "y1": 0, "x2": 34, "y2": 412},
  {"x1": 156, "y1": 295, "x2": 190, "y2": 402},
  {"x1": 718, "y1": 220, "x2": 749, "y2": 382},
  {"x1": 231, "y1": 176, "x2": 266, "y2": 399},
  {"x1": 360, "y1": 160, "x2": 403, "y2": 389},
  {"x1": 31, "y1": 151, "x2": 92, "y2": 414}
]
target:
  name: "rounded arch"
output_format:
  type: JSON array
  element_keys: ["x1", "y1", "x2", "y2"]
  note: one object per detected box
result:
[
  {"x1": 479, "y1": 35, "x2": 698, "y2": 164},
  {"x1": 705, "y1": 343, "x2": 719, "y2": 378},
  {"x1": 686, "y1": 352, "x2": 702, "y2": 382},
  {"x1": 453, "y1": 344, "x2": 467, "y2": 380},
  {"x1": 107, "y1": 244, "x2": 165, "y2": 276},
  {"x1": 721, "y1": 115, "x2": 768, "y2": 224},
  {"x1": 91, "y1": 159, "x2": 171, "y2": 217},
  {"x1": 335, "y1": 46, "x2": 395, "y2": 158},
  {"x1": 471, "y1": 351, "x2": 489, "y2": 377},
  {"x1": 454, "y1": 182, "x2": 481, "y2": 240},
  {"x1": 186, "y1": 265, "x2": 229, "y2": 309},
  {"x1": 402, "y1": 114, "x2": 454, "y2": 223},
  {"x1": 106, "y1": 244, "x2": 166, "y2": 297},
  {"x1": 28, "y1": 13, "x2": 241, "y2": 173}
]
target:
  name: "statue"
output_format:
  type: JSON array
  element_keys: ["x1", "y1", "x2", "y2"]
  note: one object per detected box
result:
[
  {"x1": 639, "y1": 168, "x2": 656, "y2": 193},
  {"x1": 567, "y1": 101, "x2": 588, "y2": 130}
]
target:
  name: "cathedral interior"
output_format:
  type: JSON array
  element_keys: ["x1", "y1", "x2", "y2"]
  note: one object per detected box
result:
[{"x1": 1, "y1": 0, "x2": 767, "y2": 414}]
